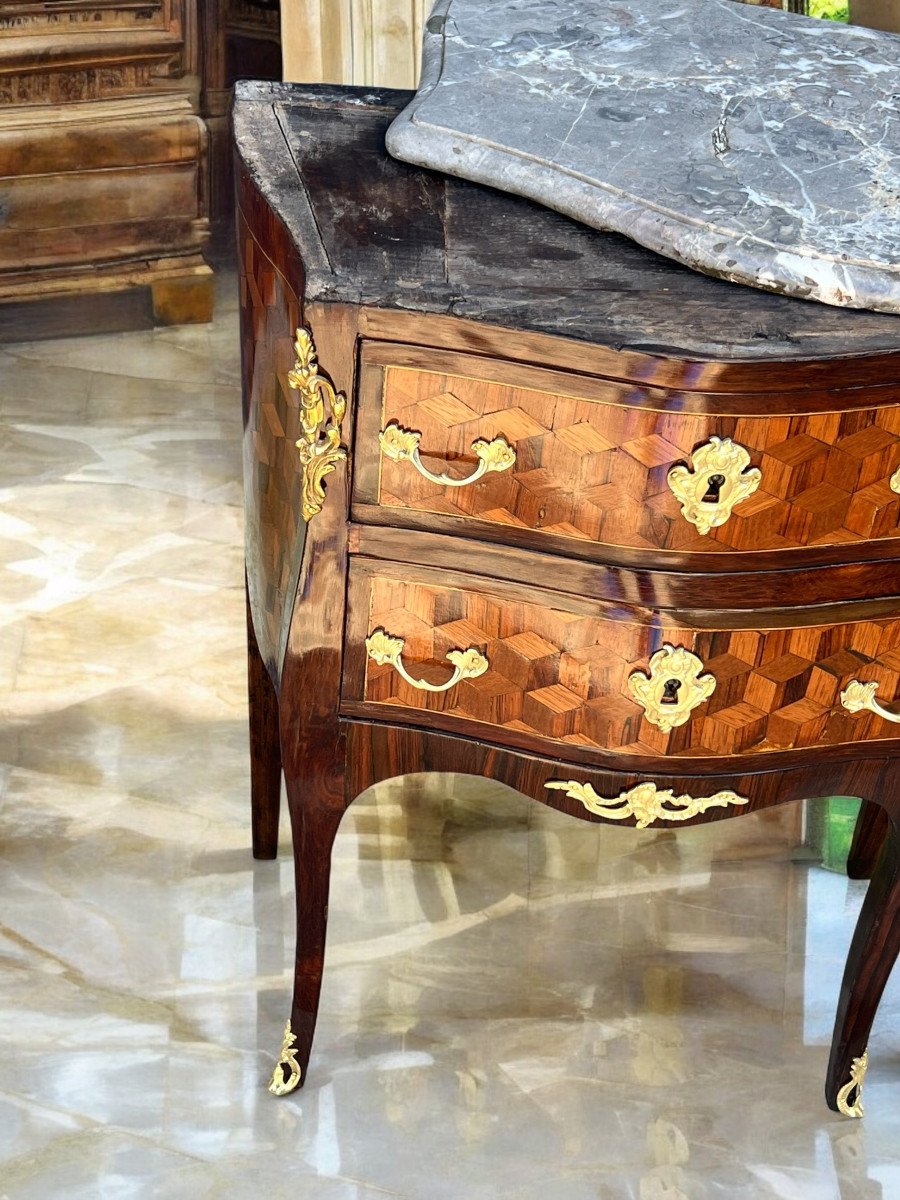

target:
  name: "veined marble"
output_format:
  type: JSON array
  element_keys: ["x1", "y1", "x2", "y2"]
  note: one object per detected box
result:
[
  {"x1": 2, "y1": 274, "x2": 900, "y2": 1196},
  {"x1": 387, "y1": 0, "x2": 900, "y2": 314}
]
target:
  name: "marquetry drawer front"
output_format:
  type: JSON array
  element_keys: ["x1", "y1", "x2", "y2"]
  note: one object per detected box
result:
[
  {"x1": 343, "y1": 568, "x2": 900, "y2": 759},
  {"x1": 356, "y1": 355, "x2": 900, "y2": 555}
]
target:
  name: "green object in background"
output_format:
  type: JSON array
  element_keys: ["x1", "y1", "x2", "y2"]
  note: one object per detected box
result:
[
  {"x1": 809, "y1": 0, "x2": 850, "y2": 19},
  {"x1": 807, "y1": 796, "x2": 862, "y2": 873}
]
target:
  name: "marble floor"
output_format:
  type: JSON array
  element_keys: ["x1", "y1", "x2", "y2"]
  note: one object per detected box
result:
[{"x1": 1, "y1": 274, "x2": 899, "y2": 1200}]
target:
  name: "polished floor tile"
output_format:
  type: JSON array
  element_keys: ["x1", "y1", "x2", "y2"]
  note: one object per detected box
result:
[{"x1": 1, "y1": 279, "x2": 898, "y2": 1199}]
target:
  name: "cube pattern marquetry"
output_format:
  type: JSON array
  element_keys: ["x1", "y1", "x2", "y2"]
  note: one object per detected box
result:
[
  {"x1": 360, "y1": 575, "x2": 900, "y2": 757},
  {"x1": 377, "y1": 367, "x2": 900, "y2": 553}
]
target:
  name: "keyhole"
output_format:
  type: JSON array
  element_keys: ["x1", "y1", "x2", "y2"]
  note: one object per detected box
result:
[
  {"x1": 702, "y1": 473, "x2": 726, "y2": 504},
  {"x1": 661, "y1": 678, "x2": 682, "y2": 705}
]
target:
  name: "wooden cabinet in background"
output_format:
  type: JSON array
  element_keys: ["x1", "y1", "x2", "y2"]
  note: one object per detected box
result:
[
  {"x1": 200, "y1": 0, "x2": 281, "y2": 221},
  {"x1": 0, "y1": 0, "x2": 213, "y2": 340}
]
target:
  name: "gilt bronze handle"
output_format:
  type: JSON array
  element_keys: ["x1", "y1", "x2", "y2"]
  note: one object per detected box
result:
[
  {"x1": 841, "y1": 680, "x2": 900, "y2": 724},
  {"x1": 379, "y1": 421, "x2": 515, "y2": 487},
  {"x1": 365, "y1": 628, "x2": 489, "y2": 693}
]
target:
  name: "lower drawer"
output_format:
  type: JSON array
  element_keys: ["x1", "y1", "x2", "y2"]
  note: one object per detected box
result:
[{"x1": 341, "y1": 561, "x2": 900, "y2": 760}]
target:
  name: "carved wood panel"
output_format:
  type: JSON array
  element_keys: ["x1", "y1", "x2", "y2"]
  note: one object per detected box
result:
[
  {"x1": 0, "y1": 0, "x2": 191, "y2": 103},
  {"x1": 0, "y1": 0, "x2": 174, "y2": 35},
  {"x1": 0, "y1": 0, "x2": 210, "y2": 331},
  {"x1": 344, "y1": 565, "x2": 900, "y2": 760},
  {"x1": 367, "y1": 363, "x2": 900, "y2": 555}
]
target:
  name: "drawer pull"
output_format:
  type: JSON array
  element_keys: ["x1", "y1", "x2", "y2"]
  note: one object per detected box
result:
[
  {"x1": 891, "y1": 467, "x2": 900, "y2": 495},
  {"x1": 379, "y1": 421, "x2": 516, "y2": 487},
  {"x1": 545, "y1": 779, "x2": 748, "y2": 829},
  {"x1": 841, "y1": 680, "x2": 900, "y2": 724},
  {"x1": 365, "y1": 628, "x2": 489, "y2": 693},
  {"x1": 667, "y1": 437, "x2": 761, "y2": 535},
  {"x1": 628, "y1": 644, "x2": 716, "y2": 731}
]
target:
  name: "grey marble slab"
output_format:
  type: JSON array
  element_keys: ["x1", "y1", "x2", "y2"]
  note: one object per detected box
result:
[{"x1": 386, "y1": 0, "x2": 900, "y2": 315}]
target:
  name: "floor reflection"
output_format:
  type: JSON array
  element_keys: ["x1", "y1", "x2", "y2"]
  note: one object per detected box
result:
[{"x1": 1, "y1": 280, "x2": 899, "y2": 1198}]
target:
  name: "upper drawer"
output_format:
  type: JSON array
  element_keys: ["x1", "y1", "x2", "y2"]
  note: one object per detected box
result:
[{"x1": 352, "y1": 344, "x2": 900, "y2": 561}]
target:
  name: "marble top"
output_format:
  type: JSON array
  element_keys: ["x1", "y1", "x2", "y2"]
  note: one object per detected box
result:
[{"x1": 386, "y1": 0, "x2": 900, "y2": 316}]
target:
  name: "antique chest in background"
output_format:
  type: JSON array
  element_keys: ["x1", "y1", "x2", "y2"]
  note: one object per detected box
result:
[
  {"x1": 234, "y1": 82, "x2": 900, "y2": 1118},
  {"x1": 0, "y1": 0, "x2": 212, "y2": 338}
]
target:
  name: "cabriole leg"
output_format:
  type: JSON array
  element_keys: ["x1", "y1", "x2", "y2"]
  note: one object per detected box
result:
[
  {"x1": 846, "y1": 800, "x2": 889, "y2": 882},
  {"x1": 826, "y1": 807, "x2": 900, "y2": 1117},
  {"x1": 247, "y1": 586, "x2": 282, "y2": 860},
  {"x1": 268, "y1": 766, "x2": 346, "y2": 1095}
]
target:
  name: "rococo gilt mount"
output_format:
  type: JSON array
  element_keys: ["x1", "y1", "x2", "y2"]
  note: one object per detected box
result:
[{"x1": 235, "y1": 81, "x2": 900, "y2": 1120}]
